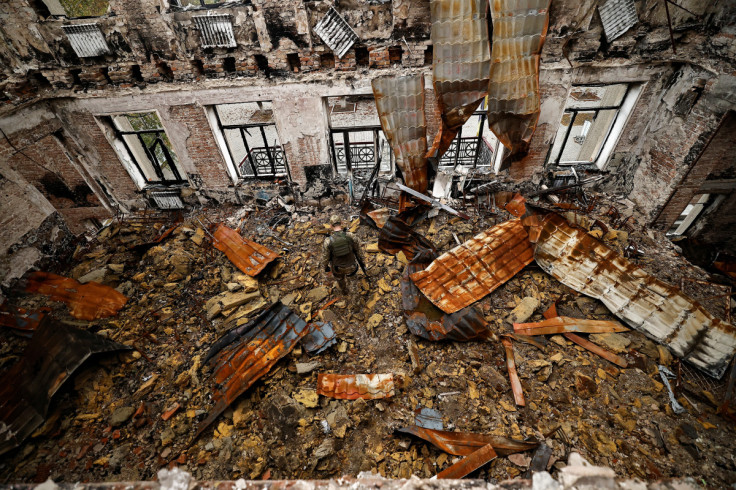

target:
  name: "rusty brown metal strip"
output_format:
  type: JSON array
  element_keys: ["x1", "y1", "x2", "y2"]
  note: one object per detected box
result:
[
  {"x1": 211, "y1": 224, "x2": 279, "y2": 277},
  {"x1": 372, "y1": 75, "x2": 429, "y2": 194},
  {"x1": 513, "y1": 316, "x2": 628, "y2": 336},
  {"x1": 0, "y1": 305, "x2": 51, "y2": 335},
  {"x1": 505, "y1": 193, "x2": 527, "y2": 218},
  {"x1": 23, "y1": 271, "x2": 128, "y2": 321},
  {"x1": 487, "y1": 0, "x2": 551, "y2": 163},
  {"x1": 501, "y1": 337, "x2": 525, "y2": 407},
  {"x1": 535, "y1": 212, "x2": 736, "y2": 378},
  {"x1": 378, "y1": 216, "x2": 437, "y2": 260},
  {"x1": 0, "y1": 317, "x2": 130, "y2": 456},
  {"x1": 563, "y1": 333, "x2": 629, "y2": 368},
  {"x1": 396, "y1": 426, "x2": 539, "y2": 457},
  {"x1": 410, "y1": 220, "x2": 534, "y2": 314},
  {"x1": 317, "y1": 374, "x2": 395, "y2": 400},
  {"x1": 426, "y1": 0, "x2": 491, "y2": 161},
  {"x1": 437, "y1": 443, "x2": 497, "y2": 479}
]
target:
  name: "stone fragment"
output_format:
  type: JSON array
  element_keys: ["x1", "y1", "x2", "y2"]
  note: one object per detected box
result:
[
  {"x1": 306, "y1": 286, "x2": 329, "y2": 303},
  {"x1": 160, "y1": 427, "x2": 175, "y2": 446},
  {"x1": 559, "y1": 453, "x2": 616, "y2": 489},
  {"x1": 294, "y1": 389, "x2": 319, "y2": 408},
  {"x1": 657, "y1": 345, "x2": 673, "y2": 366},
  {"x1": 296, "y1": 361, "x2": 321, "y2": 374},
  {"x1": 110, "y1": 406, "x2": 135, "y2": 427},
  {"x1": 574, "y1": 373, "x2": 598, "y2": 399},
  {"x1": 314, "y1": 439, "x2": 334, "y2": 459},
  {"x1": 233, "y1": 401, "x2": 252, "y2": 428},
  {"x1": 79, "y1": 268, "x2": 107, "y2": 284},
  {"x1": 589, "y1": 332, "x2": 631, "y2": 353},
  {"x1": 509, "y1": 297, "x2": 540, "y2": 324},
  {"x1": 191, "y1": 228, "x2": 205, "y2": 245},
  {"x1": 367, "y1": 313, "x2": 383, "y2": 329},
  {"x1": 366, "y1": 243, "x2": 380, "y2": 253}
]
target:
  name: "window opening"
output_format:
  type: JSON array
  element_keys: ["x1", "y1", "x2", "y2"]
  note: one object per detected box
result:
[
  {"x1": 286, "y1": 53, "x2": 301, "y2": 72},
  {"x1": 355, "y1": 47, "x2": 369, "y2": 67},
  {"x1": 424, "y1": 45, "x2": 433, "y2": 66},
  {"x1": 667, "y1": 193, "x2": 711, "y2": 236},
  {"x1": 437, "y1": 98, "x2": 502, "y2": 171},
  {"x1": 320, "y1": 53, "x2": 335, "y2": 69},
  {"x1": 254, "y1": 55, "x2": 270, "y2": 76},
  {"x1": 223, "y1": 57, "x2": 237, "y2": 73},
  {"x1": 388, "y1": 46, "x2": 402, "y2": 65}
]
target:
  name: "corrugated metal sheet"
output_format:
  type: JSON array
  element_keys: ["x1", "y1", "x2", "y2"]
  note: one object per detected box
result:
[
  {"x1": 396, "y1": 426, "x2": 539, "y2": 457},
  {"x1": 366, "y1": 208, "x2": 391, "y2": 229},
  {"x1": 0, "y1": 318, "x2": 130, "y2": 456},
  {"x1": 193, "y1": 14, "x2": 237, "y2": 48},
  {"x1": 150, "y1": 189, "x2": 184, "y2": 210},
  {"x1": 197, "y1": 302, "x2": 309, "y2": 438},
  {"x1": 427, "y1": 0, "x2": 491, "y2": 160},
  {"x1": 372, "y1": 75, "x2": 429, "y2": 194},
  {"x1": 410, "y1": 220, "x2": 534, "y2": 314},
  {"x1": 535, "y1": 212, "x2": 736, "y2": 378},
  {"x1": 486, "y1": 0, "x2": 550, "y2": 163},
  {"x1": 378, "y1": 216, "x2": 437, "y2": 260},
  {"x1": 23, "y1": 272, "x2": 128, "y2": 321},
  {"x1": 301, "y1": 321, "x2": 336, "y2": 355},
  {"x1": 313, "y1": 7, "x2": 359, "y2": 59},
  {"x1": 513, "y1": 316, "x2": 628, "y2": 336},
  {"x1": 317, "y1": 374, "x2": 395, "y2": 400},
  {"x1": 212, "y1": 224, "x2": 279, "y2": 277},
  {"x1": 402, "y1": 261, "x2": 494, "y2": 342},
  {"x1": 61, "y1": 24, "x2": 111, "y2": 58},
  {"x1": 437, "y1": 443, "x2": 497, "y2": 479},
  {"x1": 598, "y1": 0, "x2": 638, "y2": 42},
  {"x1": 0, "y1": 305, "x2": 50, "y2": 335}
]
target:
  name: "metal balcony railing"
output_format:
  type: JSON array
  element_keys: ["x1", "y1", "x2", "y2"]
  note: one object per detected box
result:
[{"x1": 239, "y1": 146, "x2": 287, "y2": 177}]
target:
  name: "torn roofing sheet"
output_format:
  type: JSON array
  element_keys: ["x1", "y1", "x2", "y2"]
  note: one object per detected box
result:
[
  {"x1": 366, "y1": 208, "x2": 391, "y2": 229},
  {"x1": 197, "y1": 302, "x2": 309, "y2": 437},
  {"x1": 301, "y1": 321, "x2": 337, "y2": 355},
  {"x1": 401, "y1": 261, "x2": 494, "y2": 341},
  {"x1": 513, "y1": 316, "x2": 628, "y2": 336},
  {"x1": 0, "y1": 305, "x2": 50, "y2": 335},
  {"x1": 397, "y1": 426, "x2": 539, "y2": 457},
  {"x1": 23, "y1": 271, "x2": 128, "y2": 321},
  {"x1": 372, "y1": 75, "x2": 429, "y2": 194},
  {"x1": 535, "y1": 212, "x2": 736, "y2": 378},
  {"x1": 212, "y1": 224, "x2": 279, "y2": 277},
  {"x1": 0, "y1": 317, "x2": 130, "y2": 456},
  {"x1": 410, "y1": 220, "x2": 534, "y2": 314},
  {"x1": 317, "y1": 374, "x2": 395, "y2": 400},
  {"x1": 378, "y1": 216, "x2": 437, "y2": 260},
  {"x1": 487, "y1": 0, "x2": 551, "y2": 162},
  {"x1": 427, "y1": 0, "x2": 491, "y2": 161},
  {"x1": 437, "y1": 443, "x2": 497, "y2": 479}
]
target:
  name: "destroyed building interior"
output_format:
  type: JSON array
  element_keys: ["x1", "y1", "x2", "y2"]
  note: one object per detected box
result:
[{"x1": 2, "y1": 0, "x2": 736, "y2": 487}]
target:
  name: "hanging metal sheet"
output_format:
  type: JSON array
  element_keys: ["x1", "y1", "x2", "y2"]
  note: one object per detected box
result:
[
  {"x1": 0, "y1": 318, "x2": 130, "y2": 456},
  {"x1": 410, "y1": 220, "x2": 534, "y2": 314},
  {"x1": 23, "y1": 272, "x2": 128, "y2": 321},
  {"x1": 317, "y1": 373, "x2": 395, "y2": 400},
  {"x1": 397, "y1": 426, "x2": 539, "y2": 456},
  {"x1": 212, "y1": 224, "x2": 279, "y2": 277},
  {"x1": 372, "y1": 75, "x2": 429, "y2": 193},
  {"x1": 378, "y1": 216, "x2": 437, "y2": 260},
  {"x1": 487, "y1": 0, "x2": 551, "y2": 163},
  {"x1": 535, "y1": 212, "x2": 736, "y2": 378},
  {"x1": 427, "y1": 0, "x2": 491, "y2": 161}
]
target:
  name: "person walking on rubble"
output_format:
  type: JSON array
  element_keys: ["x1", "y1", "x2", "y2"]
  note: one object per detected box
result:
[{"x1": 322, "y1": 215, "x2": 366, "y2": 295}]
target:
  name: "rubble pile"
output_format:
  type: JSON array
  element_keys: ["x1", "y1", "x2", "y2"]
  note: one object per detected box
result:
[{"x1": 0, "y1": 191, "x2": 735, "y2": 486}]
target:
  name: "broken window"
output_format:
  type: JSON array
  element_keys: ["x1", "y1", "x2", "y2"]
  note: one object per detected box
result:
[
  {"x1": 438, "y1": 99, "x2": 503, "y2": 171},
  {"x1": 103, "y1": 112, "x2": 186, "y2": 187},
  {"x1": 326, "y1": 95, "x2": 392, "y2": 176},
  {"x1": 193, "y1": 14, "x2": 237, "y2": 48},
  {"x1": 38, "y1": 0, "x2": 109, "y2": 18},
  {"x1": 209, "y1": 101, "x2": 288, "y2": 179},
  {"x1": 61, "y1": 24, "x2": 110, "y2": 57},
  {"x1": 548, "y1": 83, "x2": 643, "y2": 168},
  {"x1": 666, "y1": 193, "x2": 721, "y2": 236}
]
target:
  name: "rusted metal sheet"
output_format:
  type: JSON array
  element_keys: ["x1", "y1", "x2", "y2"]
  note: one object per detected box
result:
[
  {"x1": 0, "y1": 305, "x2": 50, "y2": 335},
  {"x1": 501, "y1": 337, "x2": 525, "y2": 407},
  {"x1": 317, "y1": 374, "x2": 395, "y2": 400},
  {"x1": 397, "y1": 426, "x2": 539, "y2": 456},
  {"x1": 372, "y1": 75, "x2": 429, "y2": 194},
  {"x1": 535, "y1": 212, "x2": 736, "y2": 378},
  {"x1": 410, "y1": 220, "x2": 534, "y2": 314},
  {"x1": 0, "y1": 317, "x2": 130, "y2": 456},
  {"x1": 301, "y1": 321, "x2": 337, "y2": 355},
  {"x1": 487, "y1": 0, "x2": 551, "y2": 162},
  {"x1": 427, "y1": 0, "x2": 491, "y2": 161},
  {"x1": 513, "y1": 316, "x2": 628, "y2": 336},
  {"x1": 401, "y1": 261, "x2": 495, "y2": 342},
  {"x1": 197, "y1": 302, "x2": 309, "y2": 438},
  {"x1": 23, "y1": 271, "x2": 128, "y2": 321},
  {"x1": 564, "y1": 333, "x2": 628, "y2": 368},
  {"x1": 366, "y1": 208, "x2": 391, "y2": 229},
  {"x1": 437, "y1": 443, "x2": 497, "y2": 479},
  {"x1": 212, "y1": 224, "x2": 279, "y2": 277},
  {"x1": 378, "y1": 216, "x2": 437, "y2": 260},
  {"x1": 505, "y1": 193, "x2": 527, "y2": 218}
]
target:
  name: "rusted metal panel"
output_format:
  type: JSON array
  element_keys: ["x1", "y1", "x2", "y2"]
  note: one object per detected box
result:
[
  {"x1": 317, "y1": 374, "x2": 395, "y2": 400},
  {"x1": 410, "y1": 220, "x2": 534, "y2": 314},
  {"x1": 505, "y1": 193, "x2": 527, "y2": 218},
  {"x1": 401, "y1": 261, "x2": 494, "y2": 342},
  {"x1": 212, "y1": 224, "x2": 279, "y2": 277},
  {"x1": 501, "y1": 337, "x2": 525, "y2": 407},
  {"x1": 0, "y1": 317, "x2": 130, "y2": 456},
  {"x1": 23, "y1": 271, "x2": 128, "y2": 321},
  {"x1": 437, "y1": 443, "x2": 497, "y2": 479},
  {"x1": 487, "y1": 0, "x2": 551, "y2": 162},
  {"x1": 397, "y1": 426, "x2": 539, "y2": 456},
  {"x1": 513, "y1": 316, "x2": 628, "y2": 336},
  {"x1": 0, "y1": 305, "x2": 50, "y2": 335},
  {"x1": 366, "y1": 208, "x2": 391, "y2": 229},
  {"x1": 427, "y1": 0, "x2": 491, "y2": 161},
  {"x1": 196, "y1": 302, "x2": 309, "y2": 438},
  {"x1": 372, "y1": 75, "x2": 429, "y2": 194},
  {"x1": 535, "y1": 213, "x2": 736, "y2": 378},
  {"x1": 301, "y1": 321, "x2": 337, "y2": 355},
  {"x1": 378, "y1": 216, "x2": 437, "y2": 260}
]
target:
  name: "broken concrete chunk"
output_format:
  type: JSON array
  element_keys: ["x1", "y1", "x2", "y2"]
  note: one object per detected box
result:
[
  {"x1": 306, "y1": 286, "x2": 330, "y2": 303},
  {"x1": 296, "y1": 361, "x2": 321, "y2": 374},
  {"x1": 293, "y1": 389, "x2": 319, "y2": 408},
  {"x1": 205, "y1": 290, "x2": 264, "y2": 320},
  {"x1": 110, "y1": 406, "x2": 135, "y2": 427},
  {"x1": 589, "y1": 332, "x2": 631, "y2": 354},
  {"x1": 509, "y1": 297, "x2": 540, "y2": 324}
]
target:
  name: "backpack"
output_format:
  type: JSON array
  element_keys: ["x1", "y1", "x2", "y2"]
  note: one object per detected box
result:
[{"x1": 331, "y1": 232, "x2": 352, "y2": 258}]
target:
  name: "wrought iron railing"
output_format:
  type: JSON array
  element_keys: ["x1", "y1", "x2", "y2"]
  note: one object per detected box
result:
[
  {"x1": 438, "y1": 137, "x2": 493, "y2": 168},
  {"x1": 335, "y1": 142, "x2": 376, "y2": 171},
  {"x1": 239, "y1": 146, "x2": 287, "y2": 176}
]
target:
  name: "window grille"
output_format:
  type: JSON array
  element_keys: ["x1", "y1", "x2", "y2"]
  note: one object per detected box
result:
[
  {"x1": 150, "y1": 189, "x2": 185, "y2": 209},
  {"x1": 314, "y1": 7, "x2": 359, "y2": 59},
  {"x1": 193, "y1": 14, "x2": 237, "y2": 48},
  {"x1": 598, "y1": 0, "x2": 638, "y2": 42},
  {"x1": 61, "y1": 24, "x2": 110, "y2": 57}
]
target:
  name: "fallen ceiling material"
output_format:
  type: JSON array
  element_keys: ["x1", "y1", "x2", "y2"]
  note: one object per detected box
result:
[
  {"x1": 427, "y1": 0, "x2": 491, "y2": 162},
  {"x1": 378, "y1": 216, "x2": 437, "y2": 260},
  {"x1": 535, "y1": 212, "x2": 736, "y2": 378},
  {"x1": 0, "y1": 318, "x2": 130, "y2": 456},
  {"x1": 437, "y1": 443, "x2": 497, "y2": 479},
  {"x1": 211, "y1": 224, "x2": 279, "y2": 277},
  {"x1": 410, "y1": 220, "x2": 534, "y2": 314},
  {"x1": 23, "y1": 271, "x2": 128, "y2": 321},
  {"x1": 397, "y1": 426, "x2": 539, "y2": 456},
  {"x1": 513, "y1": 316, "x2": 628, "y2": 336},
  {"x1": 0, "y1": 305, "x2": 50, "y2": 335},
  {"x1": 197, "y1": 302, "x2": 309, "y2": 437},
  {"x1": 486, "y1": 0, "x2": 551, "y2": 164},
  {"x1": 301, "y1": 321, "x2": 337, "y2": 355},
  {"x1": 372, "y1": 75, "x2": 429, "y2": 194},
  {"x1": 316, "y1": 373, "x2": 395, "y2": 400},
  {"x1": 401, "y1": 261, "x2": 495, "y2": 342}
]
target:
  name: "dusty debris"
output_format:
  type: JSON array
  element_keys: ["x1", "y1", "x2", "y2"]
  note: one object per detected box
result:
[
  {"x1": 317, "y1": 374, "x2": 396, "y2": 400},
  {"x1": 211, "y1": 224, "x2": 279, "y2": 277}
]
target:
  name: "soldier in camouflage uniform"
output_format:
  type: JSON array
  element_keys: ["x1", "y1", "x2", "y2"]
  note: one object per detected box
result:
[{"x1": 321, "y1": 215, "x2": 365, "y2": 294}]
